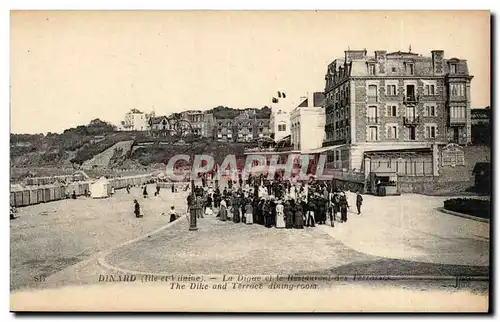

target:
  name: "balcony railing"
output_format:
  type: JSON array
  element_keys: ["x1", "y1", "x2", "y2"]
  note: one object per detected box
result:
[
  {"x1": 403, "y1": 116, "x2": 420, "y2": 126},
  {"x1": 403, "y1": 95, "x2": 419, "y2": 104},
  {"x1": 366, "y1": 117, "x2": 379, "y2": 124}
]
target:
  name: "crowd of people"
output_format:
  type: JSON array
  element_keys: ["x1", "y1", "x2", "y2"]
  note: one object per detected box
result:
[{"x1": 186, "y1": 174, "x2": 364, "y2": 229}]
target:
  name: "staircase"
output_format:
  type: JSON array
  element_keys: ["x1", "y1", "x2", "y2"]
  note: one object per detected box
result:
[{"x1": 82, "y1": 140, "x2": 134, "y2": 169}]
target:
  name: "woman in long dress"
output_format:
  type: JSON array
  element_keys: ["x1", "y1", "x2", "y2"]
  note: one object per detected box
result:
[
  {"x1": 232, "y1": 196, "x2": 240, "y2": 223},
  {"x1": 245, "y1": 202, "x2": 253, "y2": 225},
  {"x1": 275, "y1": 200, "x2": 286, "y2": 228},
  {"x1": 284, "y1": 200, "x2": 294, "y2": 229},
  {"x1": 219, "y1": 199, "x2": 228, "y2": 221},
  {"x1": 294, "y1": 203, "x2": 304, "y2": 229}
]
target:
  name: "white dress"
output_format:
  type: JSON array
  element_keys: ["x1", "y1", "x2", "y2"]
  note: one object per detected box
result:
[{"x1": 275, "y1": 204, "x2": 286, "y2": 228}]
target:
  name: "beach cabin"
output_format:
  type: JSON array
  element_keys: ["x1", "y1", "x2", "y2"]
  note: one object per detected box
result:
[{"x1": 90, "y1": 177, "x2": 111, "y2": 199}]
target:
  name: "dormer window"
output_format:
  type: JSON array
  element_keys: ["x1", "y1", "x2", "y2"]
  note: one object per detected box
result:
[
  {"x1": 450, "y1": 63, "x2": 457, "y2": 74},
  {"x1": 368, "y1": 64, "x2": 376, "y2": 75}
]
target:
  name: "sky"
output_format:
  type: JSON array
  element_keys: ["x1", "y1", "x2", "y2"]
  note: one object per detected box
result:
[{"x1": 10, "y1": 10, "x2": 490, "y2": 134}]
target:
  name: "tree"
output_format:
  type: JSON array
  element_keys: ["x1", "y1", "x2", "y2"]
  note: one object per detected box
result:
[{"x1": 87, "y1": 118, "x2": 117, "y2": 134}]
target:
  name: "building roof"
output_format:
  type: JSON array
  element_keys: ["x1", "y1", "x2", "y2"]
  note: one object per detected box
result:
[
  {"x1": 386, "y1": 51, "x2": 420, "y2": 57},
  {"x1": 471, "y1": 108, "x2": 491, "y2": 119},
  {"x1": 149, "y1": 116, "x2": 169, "y2": 125}
]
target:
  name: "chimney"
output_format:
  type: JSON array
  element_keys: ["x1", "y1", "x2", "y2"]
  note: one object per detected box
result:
[
  {"x1": 431, "y1": 50, "x2": 444, "y2": 75},
  {"x1": 313, "y1": 92, "x2": 325, "y2": 107},
  {"x1": 344, "y1": 49, "x2": 367, "y2": 62},
  {"x1": 375, "y1": 50, "x2": 387, "y2": 60},
  {"x1": 375, "y1": 50, "x2": 387, "y2": 74}
]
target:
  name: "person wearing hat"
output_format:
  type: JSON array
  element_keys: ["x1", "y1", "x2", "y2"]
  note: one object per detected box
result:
[
  {"x1": 244, "y1": 199, "x2": 254, "y2": 225},
  {"x1": 319, "y1": 194, "x2": 328, "y2": 225},
  {"x1": 263, "y1": 199, "x2": 273, "y2": 228},
  {"x1": 339, "y1": 192, "x2": 350, "y2": 222},
  {"x1": 232, "y1": 194, "x2": 241, "y2": 223},
  {"x1": 356, "y1": 191, "x2": 363, "y2": 215},
  {"x1": 134, "y1": 199, "x2": 142, "y2": 218},
  {"x1": 219, "y1": 198, "x2": 228, "y2": 221},
  {"x1": 195, "y1": 194, "x2": 204, "y2": 219},
  {"x1": 284, "y1": 199, "x2": 294, "y2": 229},
  {"x1": 294, "y1": 201, "x2": 304, "y2": 229},
  {"x1": 306, "y1": 196, "x2": 316, "y2": 227},
  {"x1": 275, "y1": 199, "x2": 285, "y2": 228}
]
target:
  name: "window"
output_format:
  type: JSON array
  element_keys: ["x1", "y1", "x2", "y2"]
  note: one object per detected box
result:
[
  {"x1": 450, "y1": 106, "x2": 466, "y2": 120},
  {"x1": 388, "y1": 105, "x2": 397, "y2": 117},
  {"x1": 368, "y1": 85, "x2": 378, "y2": 101},
  {"x1": 335, "y1": 129, "x2": 339, "y2": 138},
  {"x1": 387, "y1": 85, "x2": 397, "y2": 96},
  {"x1": 346, "y1": 126, "x2": 350, "y2": 137},
  {"x1": 450, "y1": 64, "x2": 457, "y2": 74},
  {"x1": 368, "y1": 126, "x2": 378, "y2": 141},
  {"x1": 424, "y1": 84, "x2": 436, "y2": 95},
  {"x1": 259, "y1": 128, "x2": 263, "y2": 133},
  {"x1": 389, "y1": 126, "x2": 398, "y2": 139},
  {"x1": 450, "y1": 83, "x2": 465, "y2": 96},
  {"x1": 368, "y1": 106, "x2": 378, "y2": 119},
  {"x1": 406, "y1": 84, "x2": 416, "y2": 100},
  {"x1": 368, "y1": 64, "x2": 376, "y2": 75},
  {"x1": 406, "y1": 63, "x2": 414, "y2": 75},
  {"x1": 425, "y1": 105, "x2": 436, "y2": 117},
  {"x1": 406, "y1": 106, "x2": 416, "y2": 119},
  {"x1": 408, "y1": 127, "x2": 416, "y2": 140},
  {"x1": 278, "y1": 124, "x2": 287, "y2": 132},
  {"x1": 425, "y1": 125, "x2": 437, "y2": 139},
  {"x1": 391, "y1": 67, "x2": 397, "y2": 72}
]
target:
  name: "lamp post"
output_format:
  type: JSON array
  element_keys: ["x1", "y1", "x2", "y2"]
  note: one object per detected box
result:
[{"x1": 189, "y1": 179, "x2": 198, "y2": 231}]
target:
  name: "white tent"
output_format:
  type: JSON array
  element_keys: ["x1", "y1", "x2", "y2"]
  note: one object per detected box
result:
[{"x1": 90, "y1": 176, "x2": 111, "y2": 199}]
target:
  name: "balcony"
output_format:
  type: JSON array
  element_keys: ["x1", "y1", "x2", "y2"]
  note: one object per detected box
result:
[
  {"x1": 403, "y1": 116, "x2": 420, "y2": 126},
  {"x1": 403, "y1": 95, "x2": 419, "y2": 104},
  {"x1": 449, "y1": 117, "x2": 467, "y2": 126},
  {"x1": 366, "y1": 117, "x2": 379, "y2": 124}
]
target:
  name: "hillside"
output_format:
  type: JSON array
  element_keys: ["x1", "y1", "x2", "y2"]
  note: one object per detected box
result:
[
  {"x1": 10, "y1": 127, "x2": 249, "y2": 171},
  {"x1": 82, "y1": 140, "x2": 134, "y2": 169},
  {"x1": 131, "y1": 140, "x2": 248, "y2": 167}
]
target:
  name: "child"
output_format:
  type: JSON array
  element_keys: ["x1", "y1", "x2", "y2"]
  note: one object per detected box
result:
[
  {"x1": 356, "y1": 191, "x2": 363, "y2": 215},
  {"x1": 167, "y1": 206, "x2": 177, "y2": 222}
]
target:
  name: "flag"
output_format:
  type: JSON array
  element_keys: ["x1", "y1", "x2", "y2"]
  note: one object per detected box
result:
[
  {"x1": 282, "y1": 92, "x2": 286, "y2": 98},
  {"x1": 278, "y1": 91, "x2": 282, "y2": 98},
  {"x1": 272, "y1": 97, "x2": 279, "y2": 103}
]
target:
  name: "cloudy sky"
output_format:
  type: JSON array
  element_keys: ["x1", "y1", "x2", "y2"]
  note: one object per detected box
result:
[{"x1": 10, "y1": 10, "x2": 490, "y2": 134}]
